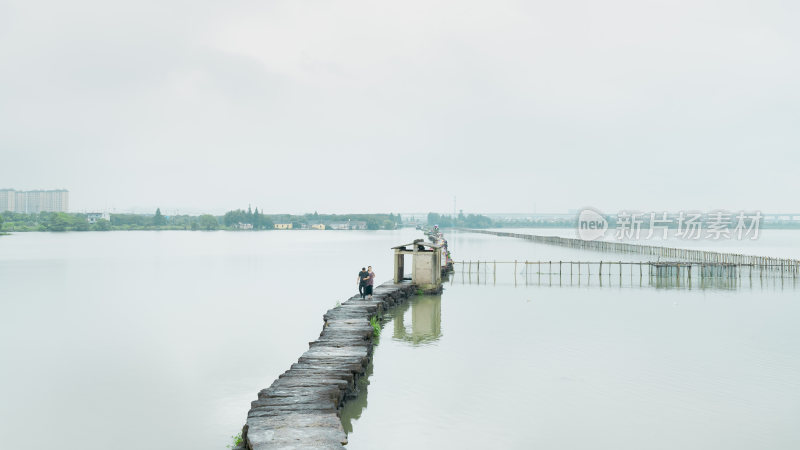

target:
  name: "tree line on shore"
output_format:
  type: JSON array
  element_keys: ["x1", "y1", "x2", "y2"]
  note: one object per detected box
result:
[
  {"x1": 426, "y1": 212, "x2": 583, "y2": 229},
  {"x1": 0, "y1": 208, "x2": 403, "y2": 232},
  {"x1": 426, "y1": 212, "x2": 494, "y2": 228}
]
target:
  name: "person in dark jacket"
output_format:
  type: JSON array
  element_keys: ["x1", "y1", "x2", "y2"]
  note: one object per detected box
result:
[{"x1": 357, "y1": 267, "x2": 368, "y2": 299}]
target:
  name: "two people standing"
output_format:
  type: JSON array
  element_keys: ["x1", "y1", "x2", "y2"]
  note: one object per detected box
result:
[{"x1": 356, "y1": 266, "x2": 375, "y2": 299}]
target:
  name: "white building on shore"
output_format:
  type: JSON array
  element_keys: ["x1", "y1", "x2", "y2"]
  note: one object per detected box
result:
[{"x1": 86, "y1": 212, "x2": 110, "y2": 224}]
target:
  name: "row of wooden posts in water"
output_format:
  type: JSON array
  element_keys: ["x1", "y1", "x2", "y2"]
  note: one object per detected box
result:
[
  {"x1": 467, "y1": 229, "x2": 800, "y2": 277},
  {"x1": 454, "y1": 260, "x2": 796, "y2": 280},
  {"x1": 451, "y1": 260, "x2": 795, "y2": 290}
]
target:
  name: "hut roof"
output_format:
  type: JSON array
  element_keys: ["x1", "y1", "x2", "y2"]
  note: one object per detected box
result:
[{"x1": 391, "y1": 239, "x2": 443, "y2": 250}]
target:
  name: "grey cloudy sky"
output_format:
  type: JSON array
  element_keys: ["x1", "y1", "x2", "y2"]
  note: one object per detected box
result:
[{"x1": 1, "y1": 0, "x2": 798, "y2": 214}]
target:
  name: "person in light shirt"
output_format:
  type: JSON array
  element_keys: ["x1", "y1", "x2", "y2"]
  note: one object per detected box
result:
[{"x1": 365, "y1": 266, "x2": 375, "y2": 300}]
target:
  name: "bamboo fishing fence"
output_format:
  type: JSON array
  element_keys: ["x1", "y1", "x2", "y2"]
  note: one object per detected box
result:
[
  {"x1": 464, "y1": 229, "x2": 800, "y2": 276},
  {"x1": 450, "y1": 260, "x2": 798, "y2": 289}
]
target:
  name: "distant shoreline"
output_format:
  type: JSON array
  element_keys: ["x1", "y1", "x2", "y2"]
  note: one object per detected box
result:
[
  {"x1": 4, "y1": 225, "x2": 800, "y2": 234},
  {"x1": 3, "y1": 209, "x2": 800, "y2": 233}
]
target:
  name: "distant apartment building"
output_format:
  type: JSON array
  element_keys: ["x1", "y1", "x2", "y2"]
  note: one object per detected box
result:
[
  {"x1": 0, "y1": 189, "x2": 69, "y2": 213},
  {"x1": 0, "y1": 190, "x2": 13, "y2": 212},
  {"x1": 274, "y1": 223, "x2": 293, "y2": 230}
]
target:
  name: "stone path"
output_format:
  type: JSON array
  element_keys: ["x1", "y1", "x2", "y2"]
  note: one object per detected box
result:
[{"x1": 240, "y1": 280, "x2": 416, "y2": 449}]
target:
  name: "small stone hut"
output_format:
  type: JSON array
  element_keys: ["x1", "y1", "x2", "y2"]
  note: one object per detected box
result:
[{"x1": 392, "y1": 239, "x2": 443, "y2": 292}]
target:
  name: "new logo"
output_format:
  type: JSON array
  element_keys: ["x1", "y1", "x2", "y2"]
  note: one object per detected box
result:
[{"x1": 577, "y1": 208, "x2": 608, "y2": 240}]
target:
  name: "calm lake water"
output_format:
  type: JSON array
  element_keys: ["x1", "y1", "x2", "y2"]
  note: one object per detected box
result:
[
  {"x1": 342, "y1": 230, "x2": 800, "y2": 450},
  {"x1": 1, "y1": 229, "x2": 799, "y2": 449},
  {"x1": 0, "y1": 229, "x2": 419, "y2": 450}
]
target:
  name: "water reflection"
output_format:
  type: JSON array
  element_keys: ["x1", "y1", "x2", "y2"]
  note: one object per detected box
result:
[
  {"x1": 340, "y1": 362, "x2": 373, "y2": 434},
  {"x1": 339, "y1": 293, "x2": 443, "y2": 435},
  {"x1": 391, "y1": 294, "x2": 442, "y2": 345}
]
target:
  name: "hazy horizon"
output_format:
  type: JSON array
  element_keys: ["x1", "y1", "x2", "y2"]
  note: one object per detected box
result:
[{"x1": 2, "y1": 0, "x2": 798, "y2": 213}]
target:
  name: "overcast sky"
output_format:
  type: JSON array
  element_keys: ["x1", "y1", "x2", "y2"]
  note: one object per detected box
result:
[{"x1": 1, "y1": 0, "x2": 798, "y2": 214}]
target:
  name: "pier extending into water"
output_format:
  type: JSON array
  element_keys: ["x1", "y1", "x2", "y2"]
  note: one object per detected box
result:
[
  {"x1": 238, "y1": 281, "x2": 416, "y2": 449},
  {"x1": 236, "y1": 229, "x2": 454, "y2": 449},
  {"x1": 467, "y1": 229, "x2": 800, "y2": 276}
]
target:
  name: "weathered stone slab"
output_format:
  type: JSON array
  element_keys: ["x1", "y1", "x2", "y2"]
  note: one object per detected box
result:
[
  {"x1": 324, "y1": 318, "x2": 371, "y2": 325},
  {"x1": 251, "y1": 394, "x2": 339, "y2": 408},
  {"x1": 278, "y1": 371, "x2": 354, "y2": 384},
  {"x1": 247, "y1": 412, "x2": 342, "y2": 428},
  {"x1": 321, "y1": 325, "x2": 373, "y2": 335},
  {"x1": 270, "y1": 378, "x2": 349, "y2": 390},
  {"x1": 279, "y1": 367, "x2": 355, "y2": 378},
  {"x1": 289, "y1": 362, "x2": 361, "y2": 371},
  {"x1": 319, "y1": 326, "x2": 372, "y2": 334},
  {"x1": 248, "y1": 405, "x2": 338, "y2": 417},
  {"x1": 324, "y1": 320, "x2": 373, "y2": 327},
  {"x1": 303, "y1": 345, "x2": 368, "y2": 356},
  {"x1": 309, "y1": 340, "x2": 370, "y2": 350},
  {"x1": 317, "y1": 329, "x2": 373, "y2": 340},
  {"x1": 323, "y1": 311, "x2": 372, "y2": 321},
  {"x1": 296, "y1": 359, "x2": 367, "y2": 370},
  {"x1": 291, "y1": 360, "x2": 365, "y2": 372},
  {"x1": 312, "y1": 333, "x2": 369, "y2": 341},
  {"x1": 246, "y1": 413, "x2": 347, "y2": 449},
  {"x1": 342, "y1": 298, "x2": 383, "y2": 305},
  {"x1": 326, "y1": 303, "x2": 377, "y2": 312},
  {"x1": 259, "y1": 386, "x2": 341, "y2": 399}
]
